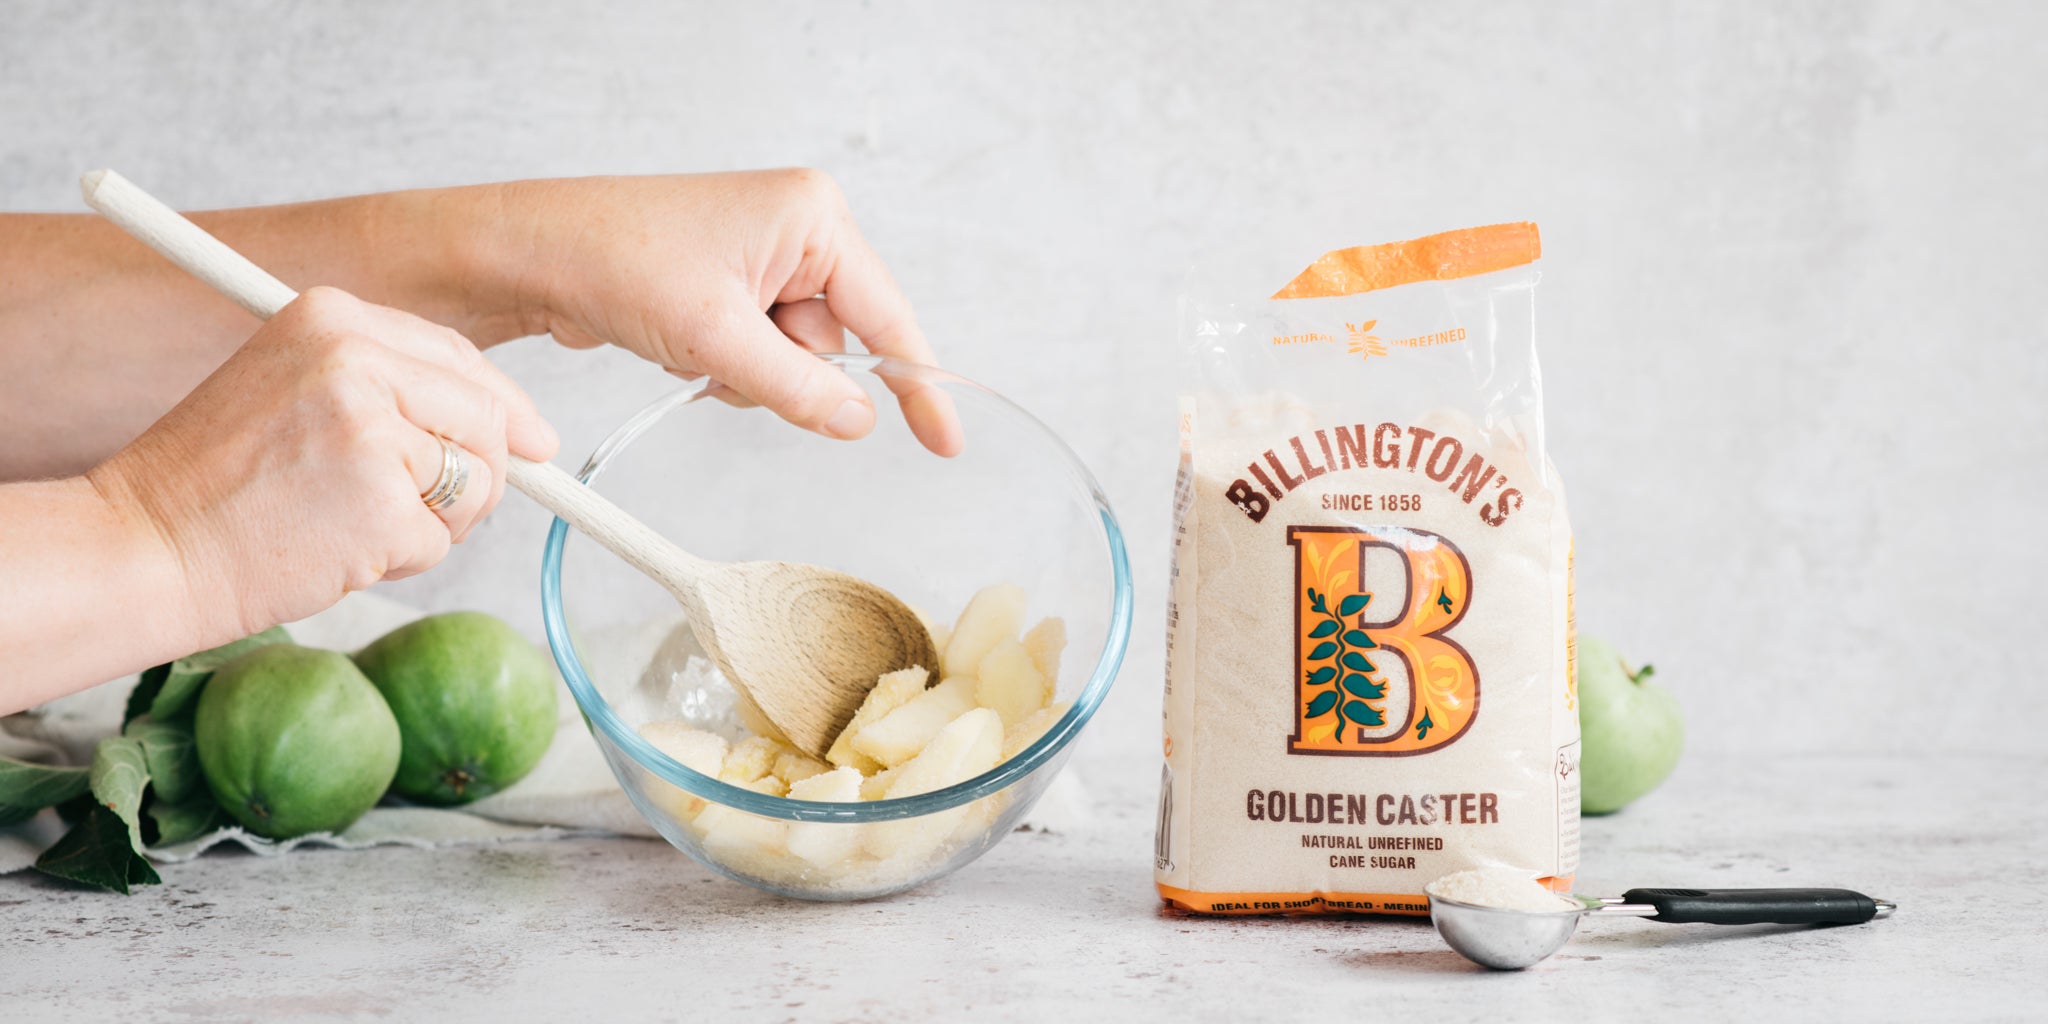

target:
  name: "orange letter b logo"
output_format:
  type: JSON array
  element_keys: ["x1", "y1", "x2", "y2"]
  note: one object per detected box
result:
[{"x1": 1287, "y1": 526, "x2": 1478, "y2": 755}]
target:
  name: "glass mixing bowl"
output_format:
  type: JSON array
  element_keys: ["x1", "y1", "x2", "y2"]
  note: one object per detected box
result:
[{"x1": 540, "y1": 355, "x2": 1131, "y2": 900}]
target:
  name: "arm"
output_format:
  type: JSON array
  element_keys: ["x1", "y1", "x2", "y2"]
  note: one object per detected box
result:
[
  {"x1": 1, "y1": 170, "x2": 958, "y2": 483},
  {"x1": 0, "y1": 192, "x2": 514, "y2": 480},
  {"x1": 1, "y1": 170, "x2": 951, "y2": 712},
  {"x1": 0, "y1": 475, "x2": 198, "y2": 710}
]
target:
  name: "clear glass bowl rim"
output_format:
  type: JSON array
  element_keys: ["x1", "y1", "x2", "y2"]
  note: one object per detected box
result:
[{"x1": 540, "y1": 354, "x2": 1133, "y2": 823}]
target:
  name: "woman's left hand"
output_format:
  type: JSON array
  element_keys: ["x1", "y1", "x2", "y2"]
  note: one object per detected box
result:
[{"x1": 461, "y1": 171, "x2": 963, "y2": 457}]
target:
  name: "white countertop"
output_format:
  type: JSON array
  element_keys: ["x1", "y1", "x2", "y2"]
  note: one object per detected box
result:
[{"x1": 5, "y1": 750, "x2": 2039, "y2": 1022}]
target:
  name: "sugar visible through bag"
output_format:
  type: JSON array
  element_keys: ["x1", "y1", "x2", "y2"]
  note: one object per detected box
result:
[{"x1": 1156, "y1": 224, "x2": 1578, "y2": 915}]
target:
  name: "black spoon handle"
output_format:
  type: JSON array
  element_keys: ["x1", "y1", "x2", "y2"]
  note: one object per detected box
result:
[{"x1": 1621, "y1": 888, "x2": 1890, "y2": 925}]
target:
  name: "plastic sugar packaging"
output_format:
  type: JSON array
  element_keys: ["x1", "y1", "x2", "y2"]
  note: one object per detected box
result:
[
  {"x1": 1155, "y1": 224, "x2": 1580, "y2": 916},
  {"x1": 1426, "y1": 867, "x2": 1578, "y2": 912}
]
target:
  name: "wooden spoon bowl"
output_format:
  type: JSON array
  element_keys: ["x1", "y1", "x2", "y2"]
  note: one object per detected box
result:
[{"x1": 691, "y1": 561, "x2": 938, "y2": 753}]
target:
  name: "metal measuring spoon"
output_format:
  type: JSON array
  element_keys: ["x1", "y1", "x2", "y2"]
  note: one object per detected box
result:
[{"x1": 1429, "y1": 887, "x2": 1897, "y2": 970}]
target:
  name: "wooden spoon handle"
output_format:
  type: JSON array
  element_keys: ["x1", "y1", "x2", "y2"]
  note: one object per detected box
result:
[
  {"x1": 80, "y1": 170, "x2": 299, "y2": 319},
  {"x1": 80, "y1": 168, "x2": 708, "y2": 588},
  {"x1": 502, "y1": 457, "x2": 706, "y2": 586}
]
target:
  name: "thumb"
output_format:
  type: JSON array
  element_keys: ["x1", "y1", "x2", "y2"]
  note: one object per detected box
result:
[{"x1": 702, "y1": 308, "x2": 875, "y2": 440}]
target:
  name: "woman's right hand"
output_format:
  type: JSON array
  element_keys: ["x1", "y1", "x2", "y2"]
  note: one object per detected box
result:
[{"x1": 87, "y1": 286, "x2": 558, "y2": 644}]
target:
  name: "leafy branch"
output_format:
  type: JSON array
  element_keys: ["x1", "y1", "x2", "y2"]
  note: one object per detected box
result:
[{"x1": 1304, "y1": 587, "x2": 1386, "y2": 741}]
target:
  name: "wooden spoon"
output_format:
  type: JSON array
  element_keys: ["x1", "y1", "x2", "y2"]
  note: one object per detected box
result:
[{"x1": 81, "y1": 169, "x2": 936, "y2": 757}]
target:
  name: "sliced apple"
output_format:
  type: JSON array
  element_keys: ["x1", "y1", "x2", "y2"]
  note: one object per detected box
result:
[
  {"x1": 1001, "y1": 701, "x2": 1072, "y2": 763},
  {"x1": 639, "y1": 721, "x2": 728, "y2": 777},
  {"x1": 863, "y1": 708, "x2": 1003, "y2": 862},
  {"x1": 1022, "y1": 616, "x2": 1067, "y2": 683},
  {"x1": 826, "y1": 665, "x2": 931, "y2": 773},
  {"x1": 637, "y1": 720, "x2": 729, "y2": 819},
  {"x1": 692, "y1": 773, "x2": 789, "y2": 849},
  {"x1": 860, "y1": 763, "x2": 903, "y2": 801},
  {"x1": 975, "y1": 638, "x2": 1051, "y2": 728},
  {"x1": 888, "y1": 712, "x2": 999, "y2": 800},
  {"x1": 719, "y1": 735, "x2": 787, "y2": 785},
  {"x1": 773, "y1": 748, "x2": 832, "y2": 787},
  {"x1": 850, "y1": 675, "x2": 977, "y2": 768},
  {"x1": 942, "y1": 584, "x2": 1026, "y2": 679},
  {"x1": 785, "y1": 766, "x2": 865, "y2": 867}
]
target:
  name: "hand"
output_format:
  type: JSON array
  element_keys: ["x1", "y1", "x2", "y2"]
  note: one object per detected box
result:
[
  {"x1": 486, "y1": 171, "x2": 964, "y2": 456},
  {"x1": 87, "y1": 287, "x2": 558, "y2": 641}
]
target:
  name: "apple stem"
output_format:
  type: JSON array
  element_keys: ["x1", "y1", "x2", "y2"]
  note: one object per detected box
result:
[{"x1": 1630, "y1": 663, "x2": 1656, "y2": 685}]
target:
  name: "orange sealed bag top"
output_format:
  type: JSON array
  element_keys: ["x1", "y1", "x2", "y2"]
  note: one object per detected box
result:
[{"x1": 1156, "y1": 224, "x2": 1577, "y2": 915}]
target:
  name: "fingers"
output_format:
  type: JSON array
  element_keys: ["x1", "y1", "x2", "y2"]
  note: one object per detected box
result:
[
  {"x1": 342, "y1": 297, "x2": 560, "y2": 463},
  {"x1": 812, "y1": 224, "x2": 963, "y2": 456},
  {"x1": 896, "y1": 383, "x2": 964, "y2": 458},
  {"x1": 794, "y1": 221, "x2": 934, "y2": 365},
  {"x1": 401, "y1": 430, "x2": 495, "y2": 543},
  {"x1": 709, "y1": 300, "x2": 876, "y2": 440},
  {"x1": 282, "y1": 288, "x2": 555, "y2": 549},
  {"x1": 769, "y1": 298, "x2": 850, "y2": 356},
  {"x1": 376, "y1": 437, "x2": 457, "y2": 580},
  {"x1": 751, "y1": 299, "x2": 856, "y2": 412},
  {"x1": 380, "y1": 499, "x2": 455, "y2": 582},
  {"x1": 378, "y1": 349, "x2": 513, "y2": 541}
]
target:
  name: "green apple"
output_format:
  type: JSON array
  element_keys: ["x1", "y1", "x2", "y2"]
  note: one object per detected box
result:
[
  {"x1": 352, "y1": 612, "x2": 557, "y2": 806},
  {"x1": 1576, "y1": 635, "x2": 1682, "y2": 815},
  {"x1": 194, "y1": 644, "x2": 401, "y2": 838}
]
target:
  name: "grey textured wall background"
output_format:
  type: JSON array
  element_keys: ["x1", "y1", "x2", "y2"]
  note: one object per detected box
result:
[{"x1": 4, "y1": 2, "x2": 2041, "y2": 764}]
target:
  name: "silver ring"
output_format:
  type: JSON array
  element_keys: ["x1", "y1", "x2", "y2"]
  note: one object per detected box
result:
[{"x1": 421, "y1": 436, "x2": 469, "y2": 512}]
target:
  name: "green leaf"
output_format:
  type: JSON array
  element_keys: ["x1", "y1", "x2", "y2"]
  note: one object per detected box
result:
[
  {"x1": 1305, "y1": 692, "x2": 1339, "y2": 718},
  {"x1": 127, "y1": 627, "x2": 291, "y2": 726},
  {"x1": 0, "y1": 755, "x2": 92, "y2": 827},
  {"x1": 34, "y1": 804, "x2": 160, "y2": 894},
  {"x1": 1343, "y1": 702, "x2": 1385, "y2": 727},
  {"x1": 89, "y1": 737, "x2": 151, "y2": 856},
  {"x1": 1306, "y1": 641, "x2": 1338, "y2": 661},
  {"x1": 123, "y1": 716, "x2": 202, "y2": 805},
  {"x1": 1307, "y1": 620, "x2": 1339, "y2": 639},
  {"x1": 1342, "y1": 652, "x2": 1376, "y2": 673},
  {"x1": 1436, "y1": 588, "x2": 1454, "y2": 614},
  {"x1": 1416, "y1": 709, "x2": 1435, "y2": 740},
  {"x1": 53, "y1": 792, "x2": 96, "y2": 825},
  {"x1": 123, "y1": 664, "x2": 171, "y2": 727},
  {"x1": 1343, "y1": 674, "x2": 1385, "y2": 700},
  {"x1": 147, "y1": 793, "x2": 223, "y2": 847},
  {"x1": 1344, "y1": 630, "x2": 1376, "y2": 649},
  {"x1": 1306, "y1": 667, "x2": 1337, "y2": 686},
  {"x1": 1338, "y1": 593, "x2": 1370, "y2": 616}
]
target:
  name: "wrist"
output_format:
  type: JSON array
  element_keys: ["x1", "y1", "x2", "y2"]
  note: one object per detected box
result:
[
  {"x1": 373, "y1": 182, "x2": 553, "y2": 347},
  {"x1": 82, "y1": 456, "x2": 223, "y2": 654}
]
